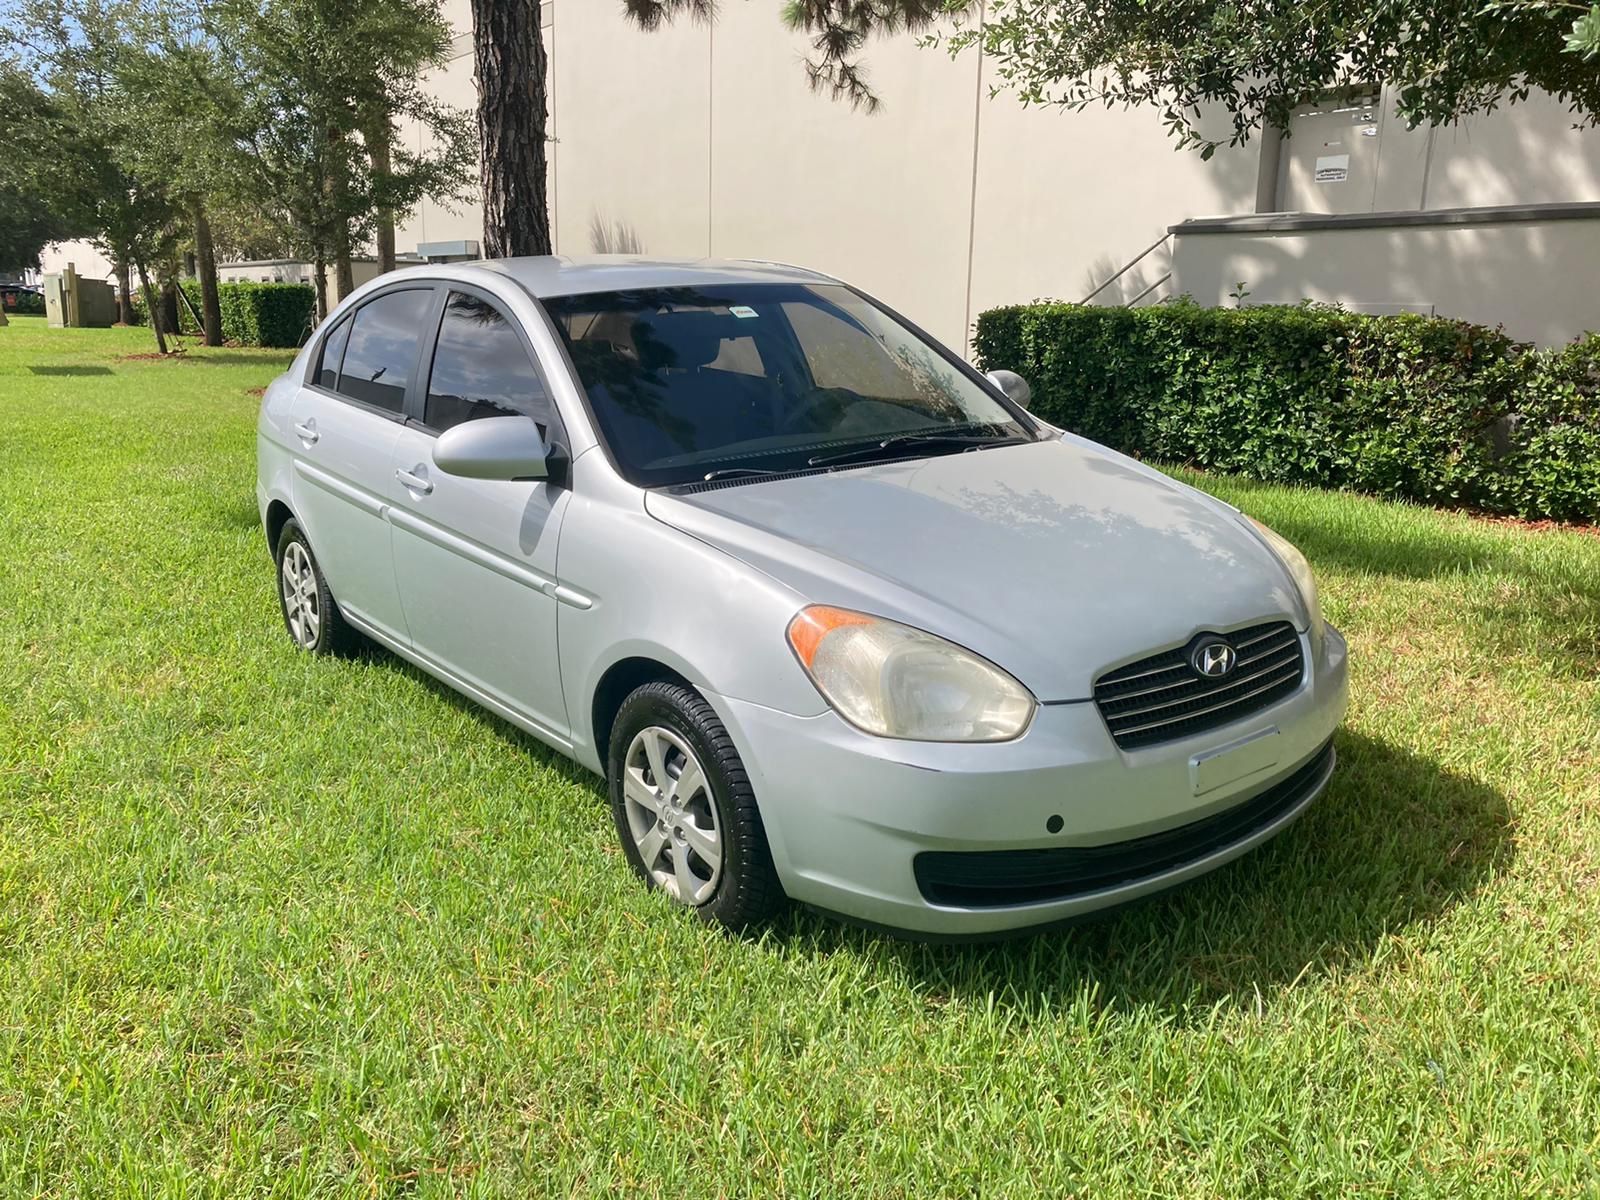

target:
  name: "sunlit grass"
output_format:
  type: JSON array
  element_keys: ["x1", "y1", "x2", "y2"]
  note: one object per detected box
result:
[{"x1": 2, "y1": 315, "x2": 1597, "y2": 1196}]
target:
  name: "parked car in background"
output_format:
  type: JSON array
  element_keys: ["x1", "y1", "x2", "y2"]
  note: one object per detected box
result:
[
  {"x1": 256, "y1": 257, "x2": 1348, "y2": 937},
  {"x1": 1, "y1": 283, "x2": 43, "y2": 311}
]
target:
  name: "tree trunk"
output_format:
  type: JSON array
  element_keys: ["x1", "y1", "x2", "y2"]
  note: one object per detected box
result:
[
  {"x1": 335, "y1": 230, "x2": 355, "y2": 301},
  {"x1": 471, "y1": 0, "x2": 551, "y2": 258},
  {"x1": 134, "y1": 257, "x2": 168, "y2": 354},
  {"x1": 159, "y1": 275, "x2": 180, "y2": 337},
  {"x1": 366, "y1": 115, "x2": 397, "y2": 273},
  {"x1": 325, "y1": 125, "x2": 356, "y2": 303},
  {"x1": 313, "y1": 249, "x2": 329, "y2": 323},
  {"x1": 114, "y1": 250, "x2": 134, "y2": 324},
  {"x1": 194, "y1": 200, "x2": 223, "y2": 346}
]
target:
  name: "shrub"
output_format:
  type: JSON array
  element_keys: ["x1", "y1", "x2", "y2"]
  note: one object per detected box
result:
[
  {"x1": 1495, "y1": 334, "x2": 1600, "y2": 521},
  {"x1": 5, "y1": 290, "x2": 46, "y2": 316},
  {"x1": 973, "y1": 300, "x2": 1600, "y2": 523},
  {"x1": 133, "y1": 280, "x2": 314, "y2": 348},
  {"x1": 216, "y1": 282, "x2": 314, "y2": 348}
]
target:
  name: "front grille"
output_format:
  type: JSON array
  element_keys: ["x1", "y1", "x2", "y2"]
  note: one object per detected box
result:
[
  {"x1": 913, "y1": 740, "x2": 1334, "y2": 908},
  {"x1": 1094, "y1": 621, "x2": 1304, "y2": 750}
]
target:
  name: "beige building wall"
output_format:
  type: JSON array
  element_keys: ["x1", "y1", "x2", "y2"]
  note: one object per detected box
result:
[
  {"x1": 538, "y1": 3, "x2": 1263, "y2": 351},
  {"x1": 1278, "y1": 87, "x2": 1600, "y2": 216},
  {"x1": 533, "y1": 4, "x2": 1598, "y2": 350},
  {"x1": 41, "y1": 4, "x2": 1600, "y2": 350},
  {"x1": 1170, "y1": 215, "x2": 1600, "y2": 346},
  {"x1": 36, "y1": 241, "x2": 116, "y2": 286}
]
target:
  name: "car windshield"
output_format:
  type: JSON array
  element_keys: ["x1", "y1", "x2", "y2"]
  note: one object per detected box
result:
[{"x1": 542, "y1": 283, "x2": 1034, "y2": 486}]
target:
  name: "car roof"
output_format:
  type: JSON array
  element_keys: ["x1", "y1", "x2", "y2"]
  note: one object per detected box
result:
[{"x1": 469, "y1": 255, "x2": 839, "y2": 299}]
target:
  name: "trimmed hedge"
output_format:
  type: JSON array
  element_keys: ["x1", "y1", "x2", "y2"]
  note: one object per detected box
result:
[
  {"x1": 974, "y1": 300, "x2": 1600, "y2": 522},
  {"x1": 217, "y1": 282, "x2": 314, "y2": 348},
  {"x1": 133, "y1": 280, "x2": 313, "y2": 348}
]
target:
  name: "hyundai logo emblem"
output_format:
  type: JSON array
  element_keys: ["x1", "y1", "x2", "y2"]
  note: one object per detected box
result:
[{"x1": 1191, "y1": 639, "x2": 1237, "y2": 678}]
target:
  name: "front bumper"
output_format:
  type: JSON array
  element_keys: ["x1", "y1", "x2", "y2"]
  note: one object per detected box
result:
[{"x1": 711, "y1": 625, "x2": 1349, "y2": 937}]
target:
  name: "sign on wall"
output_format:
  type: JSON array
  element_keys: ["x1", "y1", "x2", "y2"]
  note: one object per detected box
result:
[{"x1": 1314, "y1": 154, "x2": 1351, "y2": 184}]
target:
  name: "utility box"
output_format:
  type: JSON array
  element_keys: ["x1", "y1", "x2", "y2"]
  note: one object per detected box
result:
[{"x1": 44, "y1": 263, "x2": 117, "y2": 328}]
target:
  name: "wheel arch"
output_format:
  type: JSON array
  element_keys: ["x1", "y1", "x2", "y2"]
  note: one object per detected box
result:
[
  {"x1": 264, "y1": 498, "x2": 295, "y2": 555},
  {"x1": 590, "y1": 656, "x2": 696, "y2": 776}
]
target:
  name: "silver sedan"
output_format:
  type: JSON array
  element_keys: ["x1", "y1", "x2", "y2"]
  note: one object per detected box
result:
[{"x1": 256, "y1": 257, "x2": 1348, "y2": 937}]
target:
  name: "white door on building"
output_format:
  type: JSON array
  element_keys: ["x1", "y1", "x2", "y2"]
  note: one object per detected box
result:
[{"x1": 1280, "y1": 87, "x2": 1384, "y2": 215}]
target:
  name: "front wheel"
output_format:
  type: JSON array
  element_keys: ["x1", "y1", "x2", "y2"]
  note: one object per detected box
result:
[{"x1": 608, "y1": 682, "x2": 784, "y2": 930}]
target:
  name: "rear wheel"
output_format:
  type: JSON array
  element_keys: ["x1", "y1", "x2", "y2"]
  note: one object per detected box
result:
[
  {"x1": 274, "y1": 518, "x2": 359, "y2": 655},
  {"x1": 608, "y1": 681, "x2": 783, "y2": 930}
]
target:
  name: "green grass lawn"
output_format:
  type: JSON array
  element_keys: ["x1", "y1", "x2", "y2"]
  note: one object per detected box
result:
[{"x1": 2, "y1": 314, "x2": 1598, "y2": 1197}]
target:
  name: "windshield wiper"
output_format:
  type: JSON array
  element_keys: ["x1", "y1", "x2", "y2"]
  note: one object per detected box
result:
[
  {"x1": 807, "y1": 431, "x2": 1030, "y2": 469},
  {"x1": 700, "y1": 467, "x2": 785, "y2": 482}
]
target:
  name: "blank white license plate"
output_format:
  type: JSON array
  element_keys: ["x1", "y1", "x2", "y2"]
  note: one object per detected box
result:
[{"x1": 1190, "y1": 728, "x2": 1281, "y2": 796}]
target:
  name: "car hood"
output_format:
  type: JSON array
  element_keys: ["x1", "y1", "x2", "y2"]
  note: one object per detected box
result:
[{"x1": 643, "y1": 436, "x2": 1302, "y2": 701}]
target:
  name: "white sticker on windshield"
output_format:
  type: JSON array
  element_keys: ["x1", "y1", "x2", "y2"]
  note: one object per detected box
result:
[{"x1": 728, "y1": 305, "x2": 759, "y2": 319}]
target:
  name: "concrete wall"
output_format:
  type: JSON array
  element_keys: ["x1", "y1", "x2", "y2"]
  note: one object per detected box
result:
[
  {"x1": 393, "y1": 0, "x2": 484, "y2": 252},
  {"x1": 1170, "y1": 214, "x2": 1600, "y2": 345},
  {"x1": 1278, "y1": 87, "x2": 1600, "y2": 215},
  {"x1": 218, "y1": 261, "x2": 312, "y2": 285},
  {"x1": 36, "y1": 241, "x2": 116, "y2": 286},
  {"x1": 534, "y1": 3, "x2": 1260, "y2": 352},
  {"x1": 42, "y1": 4, "x2": 1600, "y2": 350}
]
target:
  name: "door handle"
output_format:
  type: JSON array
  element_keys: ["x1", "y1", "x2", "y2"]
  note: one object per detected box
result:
[
  {"x1": 293, "y1": 420, "x2": 319, "y2": 444},
  {"x1": 396, "y1": 467, "x2": 433, "y2": 495}
]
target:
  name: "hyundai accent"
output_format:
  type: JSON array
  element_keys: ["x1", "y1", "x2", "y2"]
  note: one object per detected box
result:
[{"x1": 256, "y1": 257, "x2": 1348, "y2": 937}]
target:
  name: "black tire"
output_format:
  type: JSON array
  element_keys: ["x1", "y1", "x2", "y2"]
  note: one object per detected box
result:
[
  {"x1": 608, "y1": 681, "x2": 784, "y2": 931},
  {"x1": 273, "y1": 518, "x2": 360, "y2": 656}
]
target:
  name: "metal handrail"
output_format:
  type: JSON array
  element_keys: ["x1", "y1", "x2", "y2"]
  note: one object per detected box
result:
[
  {"x1": 1123, "y1": 272, "x2": 1172, "y2": 308},
  {"x1": 1080, "y1": 232, "x2": 1173, "y2": 305}
]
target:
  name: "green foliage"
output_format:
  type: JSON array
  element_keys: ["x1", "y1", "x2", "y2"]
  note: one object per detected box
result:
[
  {"x1": 4, "y1": 291, "x2": 47, "y2": 316},
  {"x1": 626, "y1": 2, "x2": 1600, "y2": 124},
  {"x1": 1562, "y1": 2, "x2": 1600, "y2": 58},
  {"x1": 0, "y1": 64, "x2": 98, "y2": 270},
  {"x1": 219, "y1": 282, "x2": 314, "y2": 348},
  {"x1": 973, "y1": 300, "x2": 1600, "y2": 522},
  {"x1": 205, "y1": 0, "x2": 474, "y2": 266},
  {"x1": 132, "y1": 281, "x2": 313, "y2": 347},
  {"x1": 1497, "y1": 332, "x2": 1600, "y2": 518},
  {"x1": 955, "y1": 0, "x2": 1600, "y2": 155}
]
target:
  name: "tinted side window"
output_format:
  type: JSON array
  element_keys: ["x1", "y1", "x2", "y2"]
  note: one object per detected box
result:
[
  {"x1": 424, "y1": 291, "x2": 551, "y2": 432},
  {"x1": 315, "y1": 314, "x2": 351, "y2": 389},
  {"x1": 337, "y1": 289, "x2": 433, "y2": 414}
]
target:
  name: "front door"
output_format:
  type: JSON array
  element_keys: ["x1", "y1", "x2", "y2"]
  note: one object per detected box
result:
[
  {"x1": 288, "y1": 286, "x2": 436, "y2": 645},
  {"x1": 387, "y1": 288, "x2": 572, "y2": 743}
]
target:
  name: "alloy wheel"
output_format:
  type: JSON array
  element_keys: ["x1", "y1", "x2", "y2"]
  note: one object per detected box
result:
[
  {"x1": 622, "y1": 725, "x2": 722, "y2": 905},
  {"x1": 280, "y1": 541, "x2": 321, "y2": 648}
]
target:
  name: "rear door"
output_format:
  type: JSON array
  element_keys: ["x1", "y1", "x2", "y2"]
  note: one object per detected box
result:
[
  {"x1": 387, "y1": 286, "x2": 573, "y2": 744},
  {"x1": 288, "y1": 285, "x2": 435, "y2": 646}
]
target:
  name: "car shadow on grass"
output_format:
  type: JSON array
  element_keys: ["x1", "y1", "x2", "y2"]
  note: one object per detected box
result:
[
  {"x1": 346, "y1": 636, "x2": 1513, "y2": 1016},
  {"x1": 354, "y1": 642, "x2": 608, "y2": 796},
  {"x1": 768, "y1": 728, "x2": 1514, "y2": 1018}
]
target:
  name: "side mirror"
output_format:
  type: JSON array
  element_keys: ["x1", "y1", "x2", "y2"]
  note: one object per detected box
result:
[
  {"x1": 433, "y1": 415, "x2": 554, "y2": 482},
  {"x1": 986, "y1": 369, "x2": 1033, "y2": 411}
]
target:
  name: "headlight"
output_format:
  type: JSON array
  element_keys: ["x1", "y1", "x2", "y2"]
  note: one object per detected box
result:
[
  {"x1": 1248, "y1": 518, "x2": 1325, "y2": 645},
  {"x1": 786, "y1": 606, "x2": 1036, "y2": 741}
]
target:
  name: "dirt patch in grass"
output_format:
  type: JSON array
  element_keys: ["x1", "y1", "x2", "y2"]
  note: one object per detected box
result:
[{"x1": 1474, "y1": 514, "x2": 1600, "y2": 540}]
